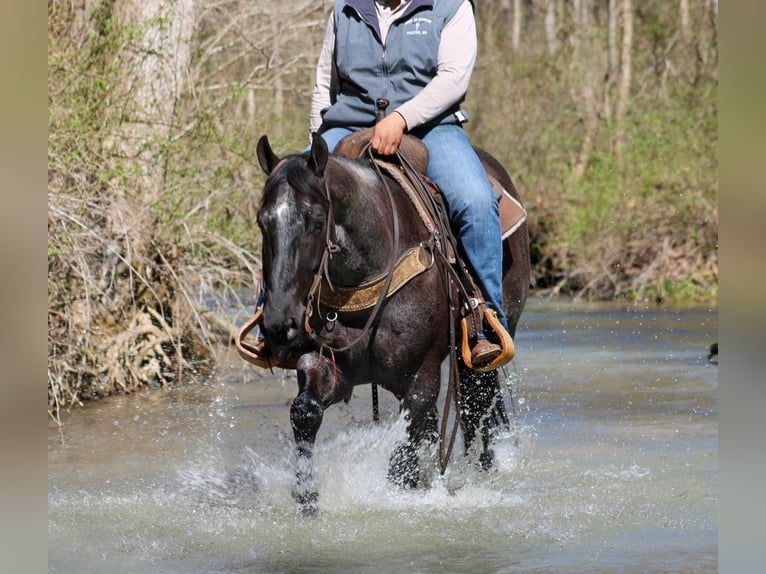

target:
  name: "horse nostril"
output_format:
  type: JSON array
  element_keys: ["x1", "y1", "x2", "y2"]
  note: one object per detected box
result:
[{"x1": 261, "y1": 317, "x2": 301, "y2": 347}]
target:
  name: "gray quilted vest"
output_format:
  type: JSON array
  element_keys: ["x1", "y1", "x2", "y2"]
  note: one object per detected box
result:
[{"x1": 319, "y1": 0, "x2": 467, "y2": 132}]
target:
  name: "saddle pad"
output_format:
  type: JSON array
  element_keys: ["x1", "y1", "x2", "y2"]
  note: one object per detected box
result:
[{"x1": 490, "y1": 176, "x2": 528, "y2": 239}]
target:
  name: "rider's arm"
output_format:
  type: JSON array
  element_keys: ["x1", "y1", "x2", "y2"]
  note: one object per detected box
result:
[
  {"x1": 393, "y1": 0, "x2": 477, "y2": 130},
  {"x1": 310, "y1": 12, "x2": 336, "y2": 137}
]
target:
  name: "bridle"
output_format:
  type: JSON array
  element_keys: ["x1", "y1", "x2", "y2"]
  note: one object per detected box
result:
[{"x1": 302, "y1": 143, "x2": 401, "y2": 355}]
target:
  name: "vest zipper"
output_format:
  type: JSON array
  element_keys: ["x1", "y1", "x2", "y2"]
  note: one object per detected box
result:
[
  {"x1": 348, "y1": 5, "x2": 389, "y2": 107},
  {"x1": 382, "y1": 44, "x2": 389, "y2": 102}
]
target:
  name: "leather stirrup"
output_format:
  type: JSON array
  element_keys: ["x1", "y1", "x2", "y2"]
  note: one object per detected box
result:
[
  {"x1": 236, "y1": 307, "x2": 273, "y2": 368},
  {"x1": 460, "y1": 308, "x2": 515, "y2": 372}
]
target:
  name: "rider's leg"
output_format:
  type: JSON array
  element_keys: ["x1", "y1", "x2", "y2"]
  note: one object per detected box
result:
[{"x1": 418, "y1": 124, "x2": 508, "y2": 333}]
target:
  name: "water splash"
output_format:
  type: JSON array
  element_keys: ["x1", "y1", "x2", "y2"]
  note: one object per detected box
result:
[{"x1": 49, "y1": 303, "x2": 717, "y2": 572}]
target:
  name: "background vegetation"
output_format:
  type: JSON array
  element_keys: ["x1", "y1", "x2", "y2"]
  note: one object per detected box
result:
[{"x1": 47, "y1": 0, "x2": 717, "y2": 418}]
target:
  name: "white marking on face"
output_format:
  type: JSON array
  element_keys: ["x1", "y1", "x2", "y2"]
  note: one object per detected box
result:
[{"x1": 272, "y1": 190, "x2": 296, "y2": 223}]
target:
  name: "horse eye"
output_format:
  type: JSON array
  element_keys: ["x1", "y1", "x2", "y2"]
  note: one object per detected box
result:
[{"x1": 304, "y1": 210, "x2": 325, "y2": 232}]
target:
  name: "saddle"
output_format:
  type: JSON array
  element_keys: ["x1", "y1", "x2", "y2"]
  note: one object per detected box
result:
[
  {"x1": 335, "y1": 128, "x2": 526, "y2": 240},
  {"x1": 336, "y1": 129, "x2": 526, "y2": 371},
  {"x1": 334, "y1": 128, "x2": 430, "y2": 174}
]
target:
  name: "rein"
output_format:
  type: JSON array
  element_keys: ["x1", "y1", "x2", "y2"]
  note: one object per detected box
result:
[
  {"x1": 297, "y1": 136, "x2": 477, "y2": 474},
  {"x1": 395, "y1": 150, "x2": 467, "y2": 473},
  {"x1": 303, "y1": 144, "x2": 400, "y2": 355}
]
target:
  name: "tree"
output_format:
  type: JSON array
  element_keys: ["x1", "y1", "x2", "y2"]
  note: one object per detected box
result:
[
  {"x1": 545, "y1": 0, "x2": 557, "y2": 55},
  {"x1": 608, "y1": 0, "x2": 619, "y2": 84},
  {"x1": 679, "y1": 0, "x2": 691, "y2": 43},
  {"x1": 614, "y1": 0, "x2": 633, "y2": 162},
  {"x1": 116, "y1": 0, "x2": 195, "y2": 201}
]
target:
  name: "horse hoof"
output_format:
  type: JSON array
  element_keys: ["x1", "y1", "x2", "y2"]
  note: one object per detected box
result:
[
  {"x1": 388, "y1": 443, "x2": 420, "y2": 489},
  {"x1": 479, "y1": 449, "x2": 495, "y2": 471},
  {"x1": 292, "y1": 489, "x2": 318, "y2": 515}
]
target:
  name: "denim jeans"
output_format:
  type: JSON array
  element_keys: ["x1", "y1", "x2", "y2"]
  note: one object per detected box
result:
[{"x1": 318, "y1": 124, "x2": 507, "y2": 330}]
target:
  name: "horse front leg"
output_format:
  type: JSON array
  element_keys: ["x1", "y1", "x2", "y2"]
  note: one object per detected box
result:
[
  {"x1": 459, "y1": 365, "x2": 508, "y2": 470},
  {"x1": 290, "y1": 354, "x2": 349, "y2": 514},
  {"x1": 290, "y1": 391, "x2": 322, "y2": 514},
  {"x1": 388, "y1": 361, "x2": 440, "y2": 489}
]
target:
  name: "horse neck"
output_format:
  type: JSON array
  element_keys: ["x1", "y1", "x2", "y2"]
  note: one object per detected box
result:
[{"x1": 326, "y1": 159, "x2": 402, "y2": 286}]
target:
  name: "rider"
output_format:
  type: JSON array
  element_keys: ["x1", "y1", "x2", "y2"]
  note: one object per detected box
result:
[{"x1": 309, "y1": 0, "x2": 508, "y2": 368}]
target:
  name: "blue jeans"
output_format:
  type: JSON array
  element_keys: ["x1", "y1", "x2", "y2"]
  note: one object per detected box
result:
[{"x1": 319, "y1": 124, "x2": 507, "y2": 330}]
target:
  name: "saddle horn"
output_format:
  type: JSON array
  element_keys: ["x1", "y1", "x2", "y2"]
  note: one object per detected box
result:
[{"x1": 375, "y1": 98, "x2": 389, "y2": 122}]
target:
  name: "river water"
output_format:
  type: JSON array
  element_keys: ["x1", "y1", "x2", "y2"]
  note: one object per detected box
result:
[{"x1": 48, "y1": 299, "x2": 718, "y2": 573}]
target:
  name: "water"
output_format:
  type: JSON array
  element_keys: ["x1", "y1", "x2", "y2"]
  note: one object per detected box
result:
[{"x1": 48, "y1": 299, "x2": 718, "y2": 572}]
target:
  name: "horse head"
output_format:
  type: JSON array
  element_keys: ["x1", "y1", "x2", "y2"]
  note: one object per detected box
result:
[{"x1": 255, "y1": 135, "x2": 330, "y2": 357}]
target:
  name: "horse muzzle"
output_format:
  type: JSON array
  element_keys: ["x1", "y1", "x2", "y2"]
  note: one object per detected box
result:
[{"x1": 261, "y1": 311, "x2": 305, "y2": 354}]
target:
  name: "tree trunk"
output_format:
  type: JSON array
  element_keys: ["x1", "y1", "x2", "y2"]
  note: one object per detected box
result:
[
  {"x1": 574, "y1": 0, "x2": 590, "y2": 28},
  {"x1": 680, "y1": 0, "x2": 691, "y2": 43},
  {"x1": 572, "y1": 83, "x2": 596, "y2": 183},
  {"x1": 512, "y1": 0, "x2": 522, "y2": 53},
  {"x1": 501, "y1": 0, "x2": 512, "y2": 46},
  {"x1": 570, "y1": 0, "x2": 599, "y2": 183},
  {"x1": 545, "y1": 0, "x2": 557, "y2": 56},
  {"x1": 571, "y1": 0, "x2": 591, "y2": 49},
  {"x1": 608, "y1": 0, "x2": 619, "y2": 80},
  {"x1": 614, "y1": 0, "x2": 633, "y2": 162},
  {"x1": 272, "y1": 29, "x2": 285, "y2": 117},
  {"x1": 117, "y1": 0, "x2": 195, "y2": 202},
  {"x1": 706, "y1": 0, "x2": 718, "y2": 81}
]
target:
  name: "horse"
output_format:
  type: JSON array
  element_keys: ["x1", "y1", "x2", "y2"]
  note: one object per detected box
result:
[{"x1": 251, "y1": 133, "x2": 529, "y2": 512}]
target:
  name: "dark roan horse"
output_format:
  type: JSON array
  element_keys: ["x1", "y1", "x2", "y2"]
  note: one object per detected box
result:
[{"x1": 252, "y1": 133, "x2": 529, "y2": 513}]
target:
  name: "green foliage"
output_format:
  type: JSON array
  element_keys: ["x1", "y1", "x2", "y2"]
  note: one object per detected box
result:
[
  {"x1": 48, "y1": 0, "x2": 718, "y2": 416},
  {"x1": 467, "y1": 1, "x2": 717, "y2": 302},
  {"x1": 564, "y1": 80, "x2": 716, "y2": 246},
  {"x1": 637, "y1": 274, "x2": 718, "y2": 306}
]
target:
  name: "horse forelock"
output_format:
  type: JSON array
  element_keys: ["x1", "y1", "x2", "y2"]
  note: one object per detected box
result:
[
  {"x1": 260, "y1": 154, "x2": 323, "y2": 209},
  {"x1": 261, "y1": 154, "x2": 391, "y2": 227}
]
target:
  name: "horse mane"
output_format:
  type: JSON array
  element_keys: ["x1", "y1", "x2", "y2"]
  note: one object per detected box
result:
[{"x1": 264, "y1": 151, "x2": 381, "y2": 209}]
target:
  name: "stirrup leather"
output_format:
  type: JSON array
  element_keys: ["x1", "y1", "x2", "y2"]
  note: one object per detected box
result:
[{"x1": 460, "y1": 308, "x2": 515, "y2": 372}]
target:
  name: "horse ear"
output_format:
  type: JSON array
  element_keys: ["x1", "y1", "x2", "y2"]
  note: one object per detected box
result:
[
  {"x1": 307, "y1": 133, "x2": 328, "y2": 177},
  {"x1": 256, "y1": 135, "x2": 281, "y2": 175}
]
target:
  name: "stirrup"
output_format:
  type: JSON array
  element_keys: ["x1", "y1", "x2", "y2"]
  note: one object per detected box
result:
[
  {"x1": 460, "y1": 308, "x2": 515, "y2": 372},
  {"x1": 235, "y1": 307, "x2": 297, "y2": 369}
]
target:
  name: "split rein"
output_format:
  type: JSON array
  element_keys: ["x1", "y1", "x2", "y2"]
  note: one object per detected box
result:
[
  {"x1": 298, "y1": 144, "x2": 468, "y2": 473},
  {"x1": 302, "y1": 143, "x2": 401, "y2": 357}
]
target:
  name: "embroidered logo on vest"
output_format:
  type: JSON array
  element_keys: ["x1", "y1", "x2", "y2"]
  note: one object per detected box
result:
[{"x1": 405, "y1": 17, "x2": 432, "y2": 36}]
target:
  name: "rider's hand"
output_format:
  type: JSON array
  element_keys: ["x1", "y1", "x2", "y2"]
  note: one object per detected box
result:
[{"x1": 371, "y1": 112, "x2": 407, "y2": 156}]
